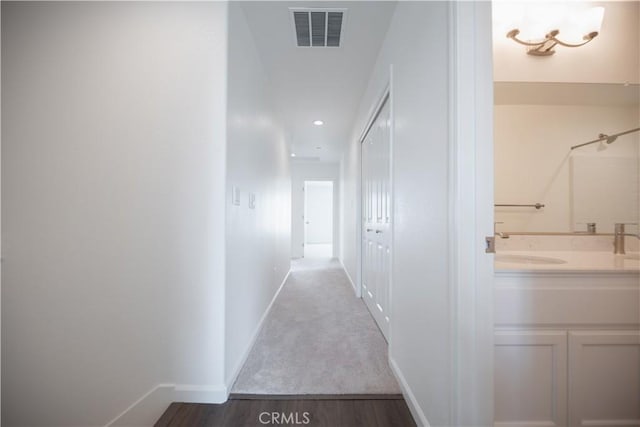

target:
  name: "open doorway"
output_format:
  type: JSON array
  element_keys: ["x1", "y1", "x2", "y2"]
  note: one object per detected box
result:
[
  {"x1": 303, "y1": 181, "x2": 334, "y2": 258},
  {"x1": 492, "y1": 3, "x2": 640, "y2": 427}
]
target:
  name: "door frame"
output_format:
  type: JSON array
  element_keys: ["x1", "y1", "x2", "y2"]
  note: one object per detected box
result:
[
  {"x1": 357, "y1": 77, "x2": 393, "y2": 303},
  {"x1": 353, "y1": 3, "x2": 494, "y2": 426},
  {"x1": 303, "y1": 180, "x2": 334, "y2": 257},
  {"x1": 358, "y1": 81, "x2": 393, "y2": 341},
  {"x1": 447, "y1": 2, "x2": 494, "y2": 426}
]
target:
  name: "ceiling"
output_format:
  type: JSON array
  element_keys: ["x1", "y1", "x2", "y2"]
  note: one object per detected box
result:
[{"x1": 240, "y1": 1, "x2": 397, "y2": 163}]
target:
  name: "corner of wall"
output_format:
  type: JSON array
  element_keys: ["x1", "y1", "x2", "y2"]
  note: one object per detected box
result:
[
  {"x1": 105, "y1": 384, "x2": 228, "y2": 427},
  {"x1": 389, "y1": 358, "x2": 430, "y2": 427},
  {"x1": 338, "y1": 258, "x2": 358, "y2": 297},
  {"x1": 223, "y1": 268, "x2": 291, "y2": 392}
]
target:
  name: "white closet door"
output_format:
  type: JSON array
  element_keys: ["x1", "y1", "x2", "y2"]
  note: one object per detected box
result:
[{"x1": 361, "y1": 98, "x2": 391, "y2": 340}]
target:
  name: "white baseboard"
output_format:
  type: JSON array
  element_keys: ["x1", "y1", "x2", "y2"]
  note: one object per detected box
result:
[
  {"x1": 105, "y1": 383, "x2": 227, "y2": 427},
  {"x1": 338, "y1": 258, "x2": 358, "y2": 297},
  {"x1": 106, "y1": 269, "x2": 292, "y2": 427},
  {"x1": 173, "y1": 384, "x2": 228, "y2": 404},
  {"x1": 389, "y1": 356, "x2": 430, "y2": 427},
  {"x1": 224, "y1": 268, "x2": 292, "y2": 392}
]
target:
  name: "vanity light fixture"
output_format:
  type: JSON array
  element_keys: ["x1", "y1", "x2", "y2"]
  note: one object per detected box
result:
[
  {"x1": 506, "y1": 6, "x2": 604, "y2": 56},
  {"x1": 313, "y1": 120, "x2": 324, "y2": 126},
  {"x1": 291, "y1": 153, "x2": 296, "y2": 157}
]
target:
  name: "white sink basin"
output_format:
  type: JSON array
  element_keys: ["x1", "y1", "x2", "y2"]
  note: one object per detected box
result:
[{"x1": 495, "y1": 254, "x2": 567, "y2": 265}]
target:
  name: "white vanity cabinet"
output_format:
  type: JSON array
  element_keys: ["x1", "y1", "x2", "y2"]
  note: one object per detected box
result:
[
  {"x1": 495, "y1": 331, "x2": 568, "y2": 427},
  {"x1": 494, "y1": 271, "x2": 640, "y2": 427},
  {"x1": 568, "y1": 331, "x2": 640, "y2": 427}
]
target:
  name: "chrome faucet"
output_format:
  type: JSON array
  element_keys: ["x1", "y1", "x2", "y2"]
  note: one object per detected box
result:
[
  {"x1": 575, "y1": 222, "x2": 597, "y2": 234},
  {"x1": 614, "y1": 223, "x2": 640, "y2": 255},
  {"x1": 494, "y1": 222, "x2": 509, "y2": 239}
]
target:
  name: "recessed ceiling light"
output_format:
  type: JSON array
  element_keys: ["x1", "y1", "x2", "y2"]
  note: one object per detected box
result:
[
  {"x1": 313, "y1": 120, "x2": 324, "y2": 126},
  {"x1": 291, "y1": 153, "x2": 296, "y2": 157}
]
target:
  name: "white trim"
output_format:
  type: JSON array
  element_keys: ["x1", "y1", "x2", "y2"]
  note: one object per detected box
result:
[
  {"x1": 448, "y1": 2, "x2": 494, "y2": 426},
  {"x1": 339, "y1": 258, "x2": 358, "y2": 296},
  {"x1": 389, "y1": 357, "x2": 430, "y2": 427},
  {"x1": 356, "y1": 121, "x2": 362, "y2": 298},
  {"x1": 106, "y1": 268, "x2": 292, "y2": 426},
  {"x1": 387, "y1": 64, "x2": 395, "y2": 352},
  {"x1": 105, "y1": 383, "x2": 173, "y2": 427},
  {"x1": 224, "y1": 268, "x2": 291, "y2": 392},
  {"x1": 358, "y1": 84, "x2": 390, "y2": 144},
  {"x1": 104, "y1": 383, "x2": 227, "y2": 427},
  {"x1": 173, "y1": 384, "x2": 229, "y2": 404},
  {"x1": 357, "y1": 79, "x2": 392, "y2": 302},
  {"x1": 447, "y1": 4, "x2": 459, "y2": 424},
  {"x1": 304, "y1": 182, "x2": 308, "y2": 252}
]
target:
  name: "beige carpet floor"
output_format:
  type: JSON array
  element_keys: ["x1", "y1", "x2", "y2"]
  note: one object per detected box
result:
[{"x1": 231, "y1": 258, "x2": 401, "y2": 395}]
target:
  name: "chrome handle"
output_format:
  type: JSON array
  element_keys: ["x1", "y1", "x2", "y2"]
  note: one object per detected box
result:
[
  {"x1": 375, "y1": 230, "x2": 383, "y2": 234},
  {"x1": 495, "y1": 203, "x2": 545, "y2": 210},
  {"x1": 366, "y1": 228, "x2": 373, "y2": 232}
]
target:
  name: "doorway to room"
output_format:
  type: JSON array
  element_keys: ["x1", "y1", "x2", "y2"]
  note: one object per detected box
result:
[{"x1": 303, "y1": 180, "x2": 334, "y2": 258}]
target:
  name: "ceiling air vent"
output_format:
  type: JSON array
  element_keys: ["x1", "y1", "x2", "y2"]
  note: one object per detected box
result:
[{"x1": 290, "y1": 8, "x2": 346, "y2": 48}]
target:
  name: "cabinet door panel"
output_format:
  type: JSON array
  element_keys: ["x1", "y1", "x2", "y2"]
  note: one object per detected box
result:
[
  {"x1": 495, "y1": 331, "x2": 568, "y2": 427},
  {"x1": 569, "y1": 331, "x2": 640, "y2": 427}
]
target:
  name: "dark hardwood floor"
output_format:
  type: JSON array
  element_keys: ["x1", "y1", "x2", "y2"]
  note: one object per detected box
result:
[{"x1": 155, "y1": 395, "x2": 417, "y2": 427}]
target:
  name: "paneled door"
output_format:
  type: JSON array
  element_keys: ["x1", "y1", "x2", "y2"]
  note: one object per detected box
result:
[
  {"x1": 361, "y1": 96, "x2": 391, "y2": 341},
  {"x1": 568, "y1": 331, "x2": 640, "y2": 427},
  {"x1": 494, "y1": 331, "x2": 568, "y2": 427}
]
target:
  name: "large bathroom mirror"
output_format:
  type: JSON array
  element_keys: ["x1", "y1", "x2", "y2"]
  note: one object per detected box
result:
[{"x1": 494, "y1": 81, "x2": 640, "y2": 234}]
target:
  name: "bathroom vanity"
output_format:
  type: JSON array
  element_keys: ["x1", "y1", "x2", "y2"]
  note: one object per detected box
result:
[{"x1": 494, "y1": 246, "x2": 640, "y2": 427}]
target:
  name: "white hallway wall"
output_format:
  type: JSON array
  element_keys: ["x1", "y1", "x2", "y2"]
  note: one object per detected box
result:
[
  {"x1": 342, "y1": 2, "x2": 454, "y2": 425},
  {"x1": 1, "y1": 2, "x2": 237, "y2": 426},
  {"x1": 291, "y1": 162, "x2": 340, "y2": 259},
  {"x1": 224, "y1": 3, "x2": 291, "y2": 390},
  {"x1": 1, "y1": 4, "x2": 3, "y2": 422}
]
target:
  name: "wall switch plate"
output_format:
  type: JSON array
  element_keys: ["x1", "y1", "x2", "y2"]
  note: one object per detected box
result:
[
  {"x1": 248, "y1": 193, "x2": 256, "y2": 209},
  {"x1": 232, "y1": 186, "x2": 241, "y2": 206}
]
